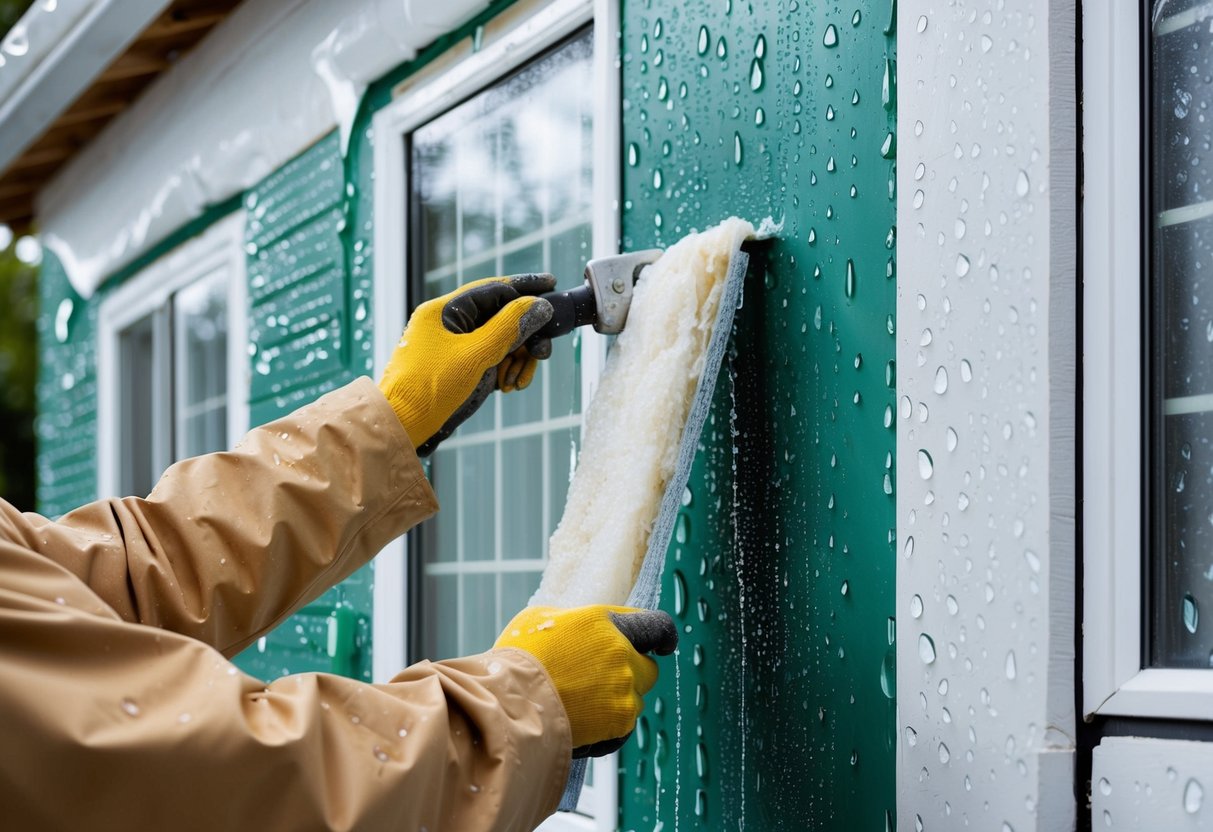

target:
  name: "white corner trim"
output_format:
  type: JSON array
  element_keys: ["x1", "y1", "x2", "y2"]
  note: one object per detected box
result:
[
  {"x1": 0, "y1": 0, "x2": 170, "y2": 173},
  {"x1": 1080, "y1": 0, "x2": 1153, "y2": 718},
  {"x1": 96, "y1": 211, "x2": 247, "y2": 499}
]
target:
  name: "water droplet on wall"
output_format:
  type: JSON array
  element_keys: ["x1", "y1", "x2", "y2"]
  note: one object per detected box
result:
[
  {"x1": 917, "y1": 450, "x2": 934, "y2": 479},
  {"x1": 918, "y1": 633, "x2": 937, "y2": 664},
  {"x1": 1185, "y1": 778, "x2": 1204, "y2": 814}
]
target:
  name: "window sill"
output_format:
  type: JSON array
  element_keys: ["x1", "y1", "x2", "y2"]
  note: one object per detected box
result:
[{"x1": 1096, "y1": 668, "x2": 1213, "y2": 721}]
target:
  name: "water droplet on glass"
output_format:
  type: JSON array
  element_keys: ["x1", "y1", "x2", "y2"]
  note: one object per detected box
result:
[
  {"x1": 946, "y1": 595, "x2": 959, "y2": 615},
  {"x1": 846, "y1": 259, "x2": 856, "y2": 298},
  {"x1": 1183, "y1": 593, "x2": 1200, "y2": 634},
  {"x1": 905, "y1": 725, "x2": 918, "y2": 745},
  {"x1": 823, "y1": 24, "x2": 838, "y2": 47},
  {"x1": 1099, "y1": 777, "x2": 1112, "y2": 796},
  {"x1": 946, "y1": 427, "x2": 958, "y2": 451},
  {"x1": 981, "y1": 34, "x2": 993, "y2": 53},
  {"x1": 697, "y1": 25, "x2": 710, "y2": 55},
  {"x1": 939, "y1": 742, "x2": 951, "y2": 763},
  {"x1": 910, "y1": 595, "x2": 924, "y2": 618},
  {"x1": 934, "y1": 366, "x2": 949, "y2": 394},
  {"x1": 734, "y1": 132, "x2": 743, "y2": 165},
  {"x1": 1005, "y1": 651, "x2": 1017, "y2": 680},
  {"x1": 1025, "y1": 549, "x2": 1042, "y2": 573},
  {"x1": 956, "y1": 254, "x2": 971, "y2": 277},
  {"x1": 750, "y1": 58, "x2": 764, "y2": 90},
  {"x1": 627, "y1": 142, "x2": 639, "y2": 167}
]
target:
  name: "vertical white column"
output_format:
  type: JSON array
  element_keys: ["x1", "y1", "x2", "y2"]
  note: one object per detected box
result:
[{"x1": 896, "y1": 1, "x2": 1077, "y2": 829}]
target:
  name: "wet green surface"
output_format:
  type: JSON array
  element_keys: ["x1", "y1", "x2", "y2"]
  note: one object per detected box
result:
[{"x1": 617, "y1": 1, "x2": 897, "y2": 828}]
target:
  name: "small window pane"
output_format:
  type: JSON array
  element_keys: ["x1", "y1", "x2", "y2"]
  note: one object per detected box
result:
[
  {"x1": 174, "y1": 271, "x2": 229, "y2": 460},
  {"x1": 423, "y1": 574, "x2": 458, "y2": 660},
  {"x1": 119, "y1": 315, "x2": 156, "y2": 496},
  {"x1": 501, "y1": 571, "x2": 542, "y2": 630},
  {"x1": 461, "y1": 574, "x2": 498, "y2": 655},
  {"x1": 459, "y1": 443, "x2": 496, "y2": 562},
  {"x1": 1151, "y1": 4, "x2": 1213, "y2": 666},
  {"x1": 501, "y1": 436, "x2": 545, "y2": 559}
]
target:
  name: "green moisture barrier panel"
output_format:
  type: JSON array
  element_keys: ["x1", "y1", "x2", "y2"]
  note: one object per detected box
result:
[
  {"x1": 233, "y1": 131, "x2": 372, "y2": 681},
  {"x1": 36, "y1": 251, "x2": 98, "y2": 519},
  {"x1": 617, "y1": 1, "x2": 896, "y2": 829}
]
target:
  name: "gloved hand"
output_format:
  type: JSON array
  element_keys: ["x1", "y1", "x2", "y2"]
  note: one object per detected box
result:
[
  {"x1": 494, "y1": 605, "x2": 678, "y2": 757},
  {"x1": 379, "y1": 274, "x2": 556, "y2": 455}
]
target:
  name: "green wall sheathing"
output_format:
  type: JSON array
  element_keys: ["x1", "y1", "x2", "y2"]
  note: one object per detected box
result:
[
  {"x1": 233, "y1": 131, "x2": 373, "y2": 681},
  {"x1": 35, "y1": 252, "x2": 98, "y2": 519},
  {"x1": 618, "y1": 1, "x2": 897, "y2": 829}
]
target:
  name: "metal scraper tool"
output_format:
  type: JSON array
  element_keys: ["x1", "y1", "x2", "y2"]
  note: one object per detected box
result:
[{"x1": 532, "y1": 248, "x2": 664, "y2": 341}]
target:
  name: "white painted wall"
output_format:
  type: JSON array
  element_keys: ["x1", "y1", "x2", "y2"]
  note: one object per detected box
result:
[
  {"x1": 896, "y1": 1, "x2": 1077, "y2": 829},
  {"x1": 1093, "y1": 737, "x2": 1213, "y2": 828}
]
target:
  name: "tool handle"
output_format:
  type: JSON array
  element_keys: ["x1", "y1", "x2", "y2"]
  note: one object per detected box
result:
[{"x1": 534, "y1": 284, "x2": 598, "y2": 340}]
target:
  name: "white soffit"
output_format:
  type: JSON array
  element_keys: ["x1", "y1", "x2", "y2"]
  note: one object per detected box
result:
[{"x1": 38, "y1": 0, "x2": 489, "y2": 298}]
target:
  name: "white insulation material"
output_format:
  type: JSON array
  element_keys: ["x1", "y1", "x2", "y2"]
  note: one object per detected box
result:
[
  {"x1": 1093, "y1": 737, "x2": 1213, "y2": 829},
  {"x1": 38, "y1": 0, "x2": 488, "y2": 298},
  {"x1": 897, "y1": 1, "x2": 1076, "y2": 830},
  {"x1": 531, "y1": 217, "x2": 755, "y2": 608}
]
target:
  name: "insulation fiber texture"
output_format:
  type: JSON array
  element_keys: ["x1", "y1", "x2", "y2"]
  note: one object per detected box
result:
[{"x1": 531, "y1": 217, "x2": 755, "y2": 609}]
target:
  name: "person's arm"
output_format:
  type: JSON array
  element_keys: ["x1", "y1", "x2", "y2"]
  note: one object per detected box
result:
[
  {"x1": 0, "y1": 273, "x2": 558, "y2": 656},
  {"x1": 0, "y1": 573, "x2": 569, "y2": 831},
  {"x1": 0, "y1": 377, "x2": 435, "y2": 656}
]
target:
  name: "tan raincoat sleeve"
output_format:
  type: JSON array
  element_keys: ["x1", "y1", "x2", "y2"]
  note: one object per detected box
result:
[{"x1": 0, "y1": 377, "x2": 571, "y2": 831}]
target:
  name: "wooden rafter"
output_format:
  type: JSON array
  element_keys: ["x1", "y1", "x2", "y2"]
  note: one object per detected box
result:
[{"x1": 0, "y1": 0, "x2": 243, "y2": 231}]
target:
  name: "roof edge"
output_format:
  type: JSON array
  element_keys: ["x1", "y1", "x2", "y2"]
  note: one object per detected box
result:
[{"x1": 0, "y1": 0, "x2": 172, "y2": 175}]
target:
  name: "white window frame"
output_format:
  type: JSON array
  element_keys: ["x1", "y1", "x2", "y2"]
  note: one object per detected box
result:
[
  {"x1": 1083, "y1": 2, "x2": 1213, "y2": 720},
  {"x1": 370, "y1": 0, "x2": 620, "y2": 827},
  {"x1": 97, "y1": 211, "x2": 249, "y2": 499}
]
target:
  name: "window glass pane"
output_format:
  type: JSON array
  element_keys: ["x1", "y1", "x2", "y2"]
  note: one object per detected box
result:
[
  {"x1": 461, "y1": 574, "x2": 498, "y2": 655},
  {"x1": 501, "y1": 571, "x2": 543, "y2": 631},
  {"x1": 119, "y1": 315, "x2": 156, "y2": 496},
  {"x1": 460, "y1": 443, "x2": 497, "y2": 562},
  {"x1": 1151, "y1": 4, "x2": 1213, "y2": 666},
  {"x1": 174, "y1": 271, "x2": 229, "y2": 460},
  {"x1": 501, "y1": 436, "x2": 545, "y2": 559},
  {"x1": 423, "y1": 574, "x2": 459, "y2": 661},
  {"x1": 409, "y1": 30, "x2": 595, "y2": 662}
]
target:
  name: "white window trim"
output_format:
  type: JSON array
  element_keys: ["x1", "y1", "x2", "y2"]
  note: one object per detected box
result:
[
  {"x1": 1083, "y1": 3, "x2": 1213, "y2": 720},
  {"x1": 97, "y1": 211, "x2": 249, "y2": 499},
  {"x1": 369, "y1": 0, "x2": 619, "y2": 827}
]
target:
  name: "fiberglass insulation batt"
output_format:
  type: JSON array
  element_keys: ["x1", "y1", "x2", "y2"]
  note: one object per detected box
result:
[{"x1": 531, "y1": 217, "x2": 756, "y2": 608}]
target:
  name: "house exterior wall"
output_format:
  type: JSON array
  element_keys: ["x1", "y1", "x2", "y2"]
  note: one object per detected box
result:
[
  {"x1": 615, "y1": 1, "x2": 898, "y2": 829},
  {"x1": 896, "y1": 1, "x2": 1077, "y2": 830}
]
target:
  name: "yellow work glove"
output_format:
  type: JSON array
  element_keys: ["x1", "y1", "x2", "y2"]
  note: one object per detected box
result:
[
  {"x1": 494, "y1": 605, "x2": 678, "y2": 757},
  {"x1": 379, "y1": 274, "x2": 556, "y2": 455}
]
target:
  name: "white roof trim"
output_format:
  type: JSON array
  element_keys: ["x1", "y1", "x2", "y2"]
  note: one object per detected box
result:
[
  {"x1": 0, "y1": 0, "x2": 173, "y2": 174},
  {"x1": 36, "y1": 0, "x2": 488, "y2": 298}
]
